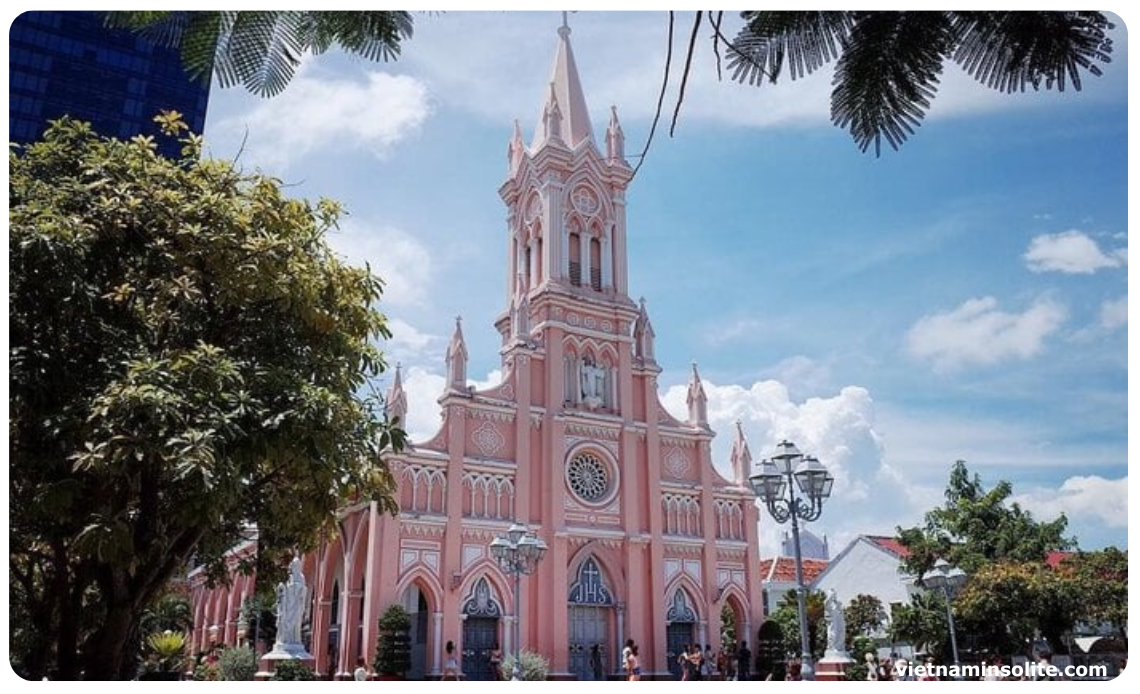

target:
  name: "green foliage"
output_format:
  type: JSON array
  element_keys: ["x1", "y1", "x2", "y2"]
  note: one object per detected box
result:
[
  {"x1": 373, "y1": 605, "x2": 412, "y2": 676},
  {"x1": 219, "y1": 646, "x2": 259, "y2": 681},
  {"x1": 10, "y1": 115, "x2": 404, "y2": 679},
  {"x1": 1066, "y1": 548, "x2": 1127, "y2": 638},
  {"x1": 845, "y1": 635, "x2": 878, "y2": 680},
  {"x1": 271, "y1": 659, "x2": 317, "y2": 681},
  {"x1": 889, "y1": 592, "x2": 949, "y2": 658},
  {"x1": 239, "y1": 593, "x2": 278, "y2": 652},
  {"x1": 500, "y1": 650, "x2": 549, "y2": 681},
  {"x1": 105, "y1": 11, "x2": 414, "y2": 97},
  {"x1": 728, "y1": 12, "x2": 1114, "y2": 154},
  {"x1": 844, "y1": 594, "x2": 887, "y2": 645},
  {"x1": 956, "y1": 561, "x2": 1080, "y2": 656},
  {"x1": 897, "y1": 461, "x2": 1075, "y2": 579},
  {"x1": 756, "y1": 619, "x2": 786, "y2": 681},
  {"x1": 719, "y1": 603, "x2": 738, "y2": 654},
  {"x1": 141, "y1": 589, "x2": 194, "y2": 637},
  {"x1": 767, "y1": 589, "x2": 826, "y2": 661}
]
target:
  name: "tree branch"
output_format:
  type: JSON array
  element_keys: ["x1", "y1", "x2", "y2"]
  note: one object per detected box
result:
[
  {"x1": 671, "y1": 11, "x2": 704, "y2": 137},
  {"x1": 631, "y1": 11, "x2": 675, "y2": 179}
]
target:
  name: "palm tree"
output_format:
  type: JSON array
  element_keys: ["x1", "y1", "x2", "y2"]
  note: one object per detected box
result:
[
  {"x1": 104, "y1": 11, "x2": 413, "y2": 97},
  {"x1": 726, "y1": 11, "x2": 1114, "y2": 154}
]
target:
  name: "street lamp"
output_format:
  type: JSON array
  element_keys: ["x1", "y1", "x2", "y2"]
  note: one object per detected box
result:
[
  {"x1": 922, "y1": 559, "x2": 967, "y2": 679},
  {"x1": 489, "y1": 521, "x2": 548, "y2": 681},
  {"x1": 749, "y1": 440, "x2": 834, "y2": 681}
]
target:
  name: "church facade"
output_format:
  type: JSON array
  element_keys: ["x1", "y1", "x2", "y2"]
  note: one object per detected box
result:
[{"x1": 189, "y1": 24, "x2": 764, "y2": 680}]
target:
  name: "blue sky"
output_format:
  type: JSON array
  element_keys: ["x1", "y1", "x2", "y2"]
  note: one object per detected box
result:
[{"x1": 202, "y1": 11, "x2": 1128, "y2": 556}]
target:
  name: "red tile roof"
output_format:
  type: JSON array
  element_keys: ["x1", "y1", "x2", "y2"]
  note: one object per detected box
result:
[
  {"x1": 760, "y1": 557, "x2": 829, "y2": 584},
  {"x1": 866, "y1": 535, "x2": 911, "y2": 558}
]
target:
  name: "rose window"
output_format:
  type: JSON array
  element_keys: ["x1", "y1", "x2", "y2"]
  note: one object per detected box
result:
[{"x1": 567, "y1": 453, "x2": 610, "y2": 503}]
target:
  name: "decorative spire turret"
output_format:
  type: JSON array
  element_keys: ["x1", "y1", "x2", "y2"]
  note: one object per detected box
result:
[
  {"x1": 730, "y1": 420, "x2": 752, "y2": 486},
  {"x1": 633, "y1": 297, "x2": 656, "y2": 363},
  {"x1": 512, "y1": 272, "x2": 531, "y2": 341},
  {"x1": 508, "y1": 119, "x2": 525, "y2": 174},
  {"x1": 606, "y1": 105, "x2": 626, "y2": 163},
  {"x1": 687, "y1": 362, "x2": 709, "y2": 428},
  {"x1": 385, "y1": 363, "x2": 408, "y2": 425},
  {"x1": 446, "y1": 316, "x2": 468, "y2": 392},
  {"x1": 542, "y1": 82, "x2": 564, "y2": 145}
]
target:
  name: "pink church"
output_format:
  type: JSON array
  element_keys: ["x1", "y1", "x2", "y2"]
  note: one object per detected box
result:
[{"x1": 189, "y1": 23, "x2": 764, "y2": 680}]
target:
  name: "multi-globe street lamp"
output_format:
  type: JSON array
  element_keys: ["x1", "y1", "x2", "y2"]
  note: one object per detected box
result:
[
  {"x1": 923, "y1": 558, "x2": 968, "y2": 679},
  {"x1": 749, "y1": 439, "x2": 834, "y2": 681},
  {"x1": 489, "y1": 522, "x2": 548, "y2": 681}
]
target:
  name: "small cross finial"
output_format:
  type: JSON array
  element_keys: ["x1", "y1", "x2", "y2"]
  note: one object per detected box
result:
[{"x1": 558, "y1": 11, "x2": 571, "y2": 38}]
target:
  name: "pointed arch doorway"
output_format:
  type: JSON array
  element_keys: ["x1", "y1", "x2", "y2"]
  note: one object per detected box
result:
[
  {"x1": 665, "y1": 588, "x2": 698, "y2": 679},
  {"x1": 567, "y1": 557, "x2": 614, "y2": 681},
  {"x1": 461, "y1": 577, "x2": 503, "y2": 681},
  {"x1": 401, "y1": 584, "x2": 430, "y2": 680}
]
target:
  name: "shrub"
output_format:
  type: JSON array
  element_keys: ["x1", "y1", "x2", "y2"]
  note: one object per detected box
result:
[
  {"x1": 145, "y1": 631, "x2": 187, "y2": 673},
  {"x1": 271, "y1": 659, "x2": 317, "y2": 680},
  {"x1": 373, "y1": 605, "x2": 412, "y2": 676},
  {"x1": 500, "y1": 650, "x2": 549, "y2": 681},
  {"x1": 219, "y1": 646, "x2": 259, "y2": 681}
]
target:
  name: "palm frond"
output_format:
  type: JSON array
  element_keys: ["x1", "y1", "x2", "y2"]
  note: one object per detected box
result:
[
  {"x1": 728, "y1": 11, "x2": 853, "y2": 86},
  {"x1": 952, "y1": 11, "x2": 1113, "y2": 93},
  {"x1": 831, "y1": 12, "x2": 955, "y2": 155},
  {"x1": 310, "y1": 12, "x2": 414, "y2": 62}
]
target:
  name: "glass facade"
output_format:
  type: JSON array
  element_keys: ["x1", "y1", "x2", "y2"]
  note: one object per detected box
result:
[{"x1": 9, "y1": 11, "x2": 210, "y2": 158}]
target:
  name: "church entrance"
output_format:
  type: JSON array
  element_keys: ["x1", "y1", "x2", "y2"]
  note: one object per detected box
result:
[
  {"x1": 567, "y1": 557, "x2": 614, "y2": 681},
  {"x1": 665, "y1": 588, "x2": 699, "y2": 680},
  {"x1": 462, "y1": 617, "x2": 498, "y2": 680},
  {"x1": 401, "y1": 585, "x2": 429, "y2": 680},
  {"x1": 461, "y1": 577, "x2": 503, "y2": 681},
  {"x1": 568, "y1": 606, "x2": 608, "y2": 680}
]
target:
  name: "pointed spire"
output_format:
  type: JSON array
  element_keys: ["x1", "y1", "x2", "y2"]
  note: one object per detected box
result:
[
  {"x1": 512, "y1": 272, "x2": 531, "y2": 340},
  {"x1": 542, "y1": 82, "x2": 564, "y2": 144},
  {"x1": 606, "y1": 105, "x2": 626, "y2": 163},
  {"x1": 686, "y1": 362, "x2": 709, "y2": 428},
  {"x1": 508, "y1": 119, "x2": 525, "y2": 173},
  {"x1": 385, "y1": 363, "x2": 408, "y2": 425},
  {"x1": 446, "y1": 316, "x2": 468, "y2": 392},
  {"x1": 633, "y1": 297, "x2": 656, "y2": 362},
  {"x1": 730, "y1": 420, "x2": 752, "y2": 486},
  {"x1": 533, "y1": 17, "x2": 595, "y2": 150}
]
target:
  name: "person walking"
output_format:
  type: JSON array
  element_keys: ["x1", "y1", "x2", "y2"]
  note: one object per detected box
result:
[
  {"x1": 489, "y1": 643, "x2": 503, "y2": 681},
  {"x1": 443, "y1": 641, "x2": 461, "y2": 681},
  {"x1": 589, "y1": 643, "x2": 604, "y2": 681},
  {"x1": 628, "y1": 645, "x2": 642, "y2": 681},
  {"x1": 353, "y1": 656, "x2": 368, "y2": 681},
  {"x1": 622, "y1": 639, "x2": 635, "y2": 680},
  {"x1": 736, "y1": 641, "x2": 752, "y2": 681}
]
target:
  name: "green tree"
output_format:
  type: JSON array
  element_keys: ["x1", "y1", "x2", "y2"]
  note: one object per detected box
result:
[
  {"x1": 768, "y1": 589, "x2": 826, "y2": 660},
  {"x1": 238, "y1": 593, "x2": 277, "y2": 653},
  {"x1": 1066, "y1": 548, "x2": 1127, "y2": 640},
  {"x1": 373, "y1": 604, "x2": 412, "y2": 677},
  {"x1": 896, "y1": 461, "x2": 1074, "y2": 579},
  {"x1": 726, "y1": 11, "x2": 1114, "y2": 154},
  {"x1": 889, "y1": 591, "x2": 949, "y2": 658},
  {"x1": 9, "y1": 114, "x2": 403, "y2": 680},
  {"x1": 104, "y1": 11, "x2": 413, "y2": 97},
  {"x1": 844, "y1": 594, "x2": 887, "y2": 645},
  {"x1": 955, "y1": 561, "x2": 1080, "y2": 656},
  {"x1": 719, "y1": 603, "x2": 738, "y2": 654}
]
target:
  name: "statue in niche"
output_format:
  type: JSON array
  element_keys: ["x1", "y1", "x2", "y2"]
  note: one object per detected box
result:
[{"x1": 580, "y1": 357, "x2": 606, "y2": 409}]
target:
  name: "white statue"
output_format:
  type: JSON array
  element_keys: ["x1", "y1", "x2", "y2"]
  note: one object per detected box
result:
[
  {"x1": 825, "y1": 590, "x2": 846, "y2": 655},
  {"x1": 275, "y1": 556, "x2": 307, "y2": 648},
  {"x1": 580, "y1": 359, "x2": 606, "y2": 407}
]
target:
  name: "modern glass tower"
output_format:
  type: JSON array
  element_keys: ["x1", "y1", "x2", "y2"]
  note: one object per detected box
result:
[{"x1": 9, "y1": 11, "x2": 210, "y2": 158}]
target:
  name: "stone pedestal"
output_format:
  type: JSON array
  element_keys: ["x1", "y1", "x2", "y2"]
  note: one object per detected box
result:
[
  {"x1": 815, "y1": 653, "x2": 854, "y2": 681},
  {"x1": 258, "y1": 644, "x2": 315, "y2": 679}
]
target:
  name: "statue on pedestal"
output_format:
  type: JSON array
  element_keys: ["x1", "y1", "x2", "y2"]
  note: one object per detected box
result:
[
  {"x1": 825, "y1": 589, "x2": 846, "y2": 656},
  {"x1": 262, "y1": 555, "x2": 313, "y2": 664}
]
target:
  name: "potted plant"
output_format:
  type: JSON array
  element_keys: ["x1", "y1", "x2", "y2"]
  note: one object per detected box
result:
[
  {"x1": 219, "y1": 646, "x2": 258, "y2": 681},
  {"x1": 373, "y1": 604, "x2": 412, "y2": 679},
  {"x1": 500, "y1": 650, "x2": 549, "y2": 681},
  {"x1": 140, "y1": 631, "x2": 187, "y2": 680}
]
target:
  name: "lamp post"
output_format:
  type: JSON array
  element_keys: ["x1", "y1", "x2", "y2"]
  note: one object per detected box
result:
[
  {"x1": 922, "y1": 559, "x2": 967, "y2": 679},
  {"x1": 489, "y1": 521, "x2": 548, "y2": 681},
  {"x1": 749, "y1": 440, "x2": 834, "y2": 681}
]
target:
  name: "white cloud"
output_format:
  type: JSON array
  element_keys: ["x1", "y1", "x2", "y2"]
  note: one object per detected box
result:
[
  {"x1": 1024, "y1": 230, "x2": 1124, "y2": 274},
  {"x1": 1012, "y1": 475, "x2": 1128, "y2": 529},
  {"x1": 327, "y1": 222, "x2": 434, "y2": 308},
  {"x1": 703, "y1": 317, "x2": 765, "y2": 347},
  {"x1": 383, "y1": 319, "x2": 445, "y2": 367},
  {"x1": 212, "y1": 65, "x2": 431, "y2": 171},
  {"x1": 906, "y1": 296, "x2": 1066, "y2": 371},
  {"x1": 1099, "y1": 296, "x2": 1127, "y2": 330}
]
